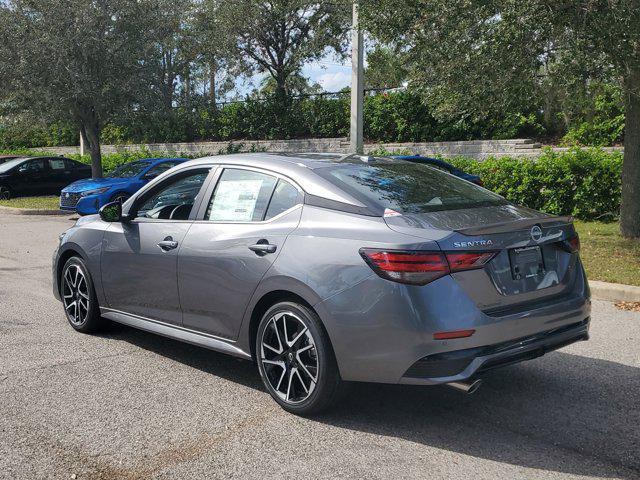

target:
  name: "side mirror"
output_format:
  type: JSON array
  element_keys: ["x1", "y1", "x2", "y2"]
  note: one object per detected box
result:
[{"x1": 99, "y1": 201, "x2": 123, "y2": 222}]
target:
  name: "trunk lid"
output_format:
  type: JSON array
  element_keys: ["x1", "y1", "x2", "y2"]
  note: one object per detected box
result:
[{"x1": 384, "y1": 205, "x2": 580, "y2": 312}]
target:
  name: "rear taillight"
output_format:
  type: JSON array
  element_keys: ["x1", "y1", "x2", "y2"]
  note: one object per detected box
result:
[
  {"x1": 568, "y1": 233, "x2": 580, "y2": 253},
  {"x1": 447, "y1": 252, "x2": 497, "y2": 272},
  {"x1": 560, "y1": 233, "x2": 580, "y2": 254},
  {"x1": 360, "y1": 248, "x2": 496, "y2": 285},
  {"x1": 359, "y1": 249, "x2": 449, "y2": 285}
]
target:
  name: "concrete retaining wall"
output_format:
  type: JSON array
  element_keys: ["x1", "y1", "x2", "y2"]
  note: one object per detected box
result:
[{"x1": 34, "y1": 138, "x2": 624, "y2": 160}]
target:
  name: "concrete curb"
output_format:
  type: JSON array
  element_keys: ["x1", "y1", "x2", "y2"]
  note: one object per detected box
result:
[
  {"x1": 589, "y1": 280, "x2": 640, "y2": 303},
  {"x1": 0, "y1": 205, "x2": 69, "y2": 216}
]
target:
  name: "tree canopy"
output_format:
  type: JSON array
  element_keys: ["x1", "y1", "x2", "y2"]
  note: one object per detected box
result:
[
  {"x1": 0, "y1": 0, "x2": 162, "y2": 176},
  {"x1": 362, "y1": 0, "x2": 640, "y2": 237}
]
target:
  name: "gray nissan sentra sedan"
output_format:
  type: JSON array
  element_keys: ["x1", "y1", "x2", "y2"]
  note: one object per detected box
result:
[{"x1": 53, "y1": 153, "x2": 590, "y2": 414}]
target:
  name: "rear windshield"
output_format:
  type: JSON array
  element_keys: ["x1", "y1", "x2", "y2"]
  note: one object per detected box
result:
[
  {"x1": 316, "y1": 160, "x2": 507, "y2": 214},
  {"x1": 109, "y1": 161, "x2": 152, "y2": 178}
]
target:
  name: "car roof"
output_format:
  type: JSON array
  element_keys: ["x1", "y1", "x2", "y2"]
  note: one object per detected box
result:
[
  {"x1": 146, "y1": 157, "x2": 188, "y2": 164},
  {"x1": 182, "y1": 152, "x2": 391, "y2": 206}
]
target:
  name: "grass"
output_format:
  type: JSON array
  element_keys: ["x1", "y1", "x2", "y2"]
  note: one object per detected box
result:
[
  {"x1": 0, "y1": 196, "x2": 59, "y2": 210},
  {"x1": 575, "y1": 221, "x2": 640, "y2": 286}
]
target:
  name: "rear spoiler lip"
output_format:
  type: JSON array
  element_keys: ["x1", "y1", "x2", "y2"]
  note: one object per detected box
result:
[{"x1": 455, "y1": 216, "x2": 574, "y2": 236}]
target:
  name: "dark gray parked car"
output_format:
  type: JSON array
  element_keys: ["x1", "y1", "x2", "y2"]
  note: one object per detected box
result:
[{"x1": 53, "y1": 153, "x2": 590, "y2": 414}]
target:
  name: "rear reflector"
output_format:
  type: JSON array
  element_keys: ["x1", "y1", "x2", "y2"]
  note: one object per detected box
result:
[
  {"x1": 433, "y1": 329, "x2": 476, "y2": 340},
  {"x1": 360, "y1": 248, "x2": 497, "y2": 285}
]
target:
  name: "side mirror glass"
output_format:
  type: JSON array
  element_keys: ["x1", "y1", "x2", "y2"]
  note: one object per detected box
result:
[{"x1": 99, "y1": 201, "x2": 123, "y2": 222}]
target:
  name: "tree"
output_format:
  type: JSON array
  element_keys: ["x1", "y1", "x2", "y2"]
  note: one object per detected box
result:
[
  {"x1": 364, "y1": 45, "x2": 408, "y2": 90},
  {"x1": 193, "y1": 0, "x2": 245, "y2": 107},
  {"x1": 363, "y1": 0, "x2": 640, "y2": 238},
  {"x1": 209, "y1": 0, "x2": 350, "y2": 101},
  {"x1": 0, "y1": 0, "x2": 159, "y2": 177}
]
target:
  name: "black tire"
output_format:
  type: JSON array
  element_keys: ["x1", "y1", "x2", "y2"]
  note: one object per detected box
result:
[
  {"x1": 256, "y1": 301, "x2": 342, "y2": 415},
  {"x1": 110, "y1": 192, "x2": 130, "y2": 204},
  {"x1": 0, "y1": 185, "x2": 11, "y2": 200},
  {"x1": 60, "y1": 256, "x2": 103, "y2": 333}
]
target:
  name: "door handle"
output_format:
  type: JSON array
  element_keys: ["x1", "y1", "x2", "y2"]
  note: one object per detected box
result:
[
  {"x1": 157, "y1": 236, "x2": 179, "y2": 251},
  {"x1": 249, "y1": 240, "x2": 277, "y2": 255}
]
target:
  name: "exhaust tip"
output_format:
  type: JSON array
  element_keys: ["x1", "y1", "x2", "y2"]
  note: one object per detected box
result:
[{"x1": 446, "y1": 379, "x2": 483, "y2": 395}]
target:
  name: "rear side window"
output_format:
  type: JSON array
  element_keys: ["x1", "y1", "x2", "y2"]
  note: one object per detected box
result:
[
  {"x1": 206, "y1": 169, "x2": 277, "y2": 222},
  {"x1": 265, "y1": 179, "x2": 300, "y2": 219},
  {"x1": 64, "y1": 159, "x2": 81, "y2": 170},
  {"x1": 48, "y1": 158, "x2": 66, "y2": 170},
  {"x1": 316, "y1": 161, "x2": 506, "y2": 214}
]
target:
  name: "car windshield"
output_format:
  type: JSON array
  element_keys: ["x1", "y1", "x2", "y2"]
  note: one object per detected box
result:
[
  {"x1": 109, "y1": 161, "x2": 152, "y2": 178},
  {"x1": 0, "y1": 158, "x2": 27, "y2": 174},
  {"x1": 316, "y1": 159, "x2": 506, "y2": 214}
]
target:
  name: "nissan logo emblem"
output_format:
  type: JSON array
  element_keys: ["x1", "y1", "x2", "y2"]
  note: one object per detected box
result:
[{"x1": 530, "y1": 225, "x2": 543, "y2": 242}]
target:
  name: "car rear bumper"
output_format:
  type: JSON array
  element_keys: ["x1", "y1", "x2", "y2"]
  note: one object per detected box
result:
[
  {"x1": 316, "y1": 261, "x2": 591, "y2": 384},
  {"x1": 399, "y1": 317, "x2": 589, "y2": 385}
]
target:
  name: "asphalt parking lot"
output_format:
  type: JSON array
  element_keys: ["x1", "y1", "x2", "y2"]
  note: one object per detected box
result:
[{"x1": 0, "y1": 212, "x2": 639, "y2": 480}]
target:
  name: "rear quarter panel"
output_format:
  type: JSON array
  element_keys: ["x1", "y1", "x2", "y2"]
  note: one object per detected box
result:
[{"x1": 236, "y1": 204, "x2": 442, "y2": 359}]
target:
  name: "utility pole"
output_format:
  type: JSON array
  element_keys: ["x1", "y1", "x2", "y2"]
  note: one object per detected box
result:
[
  {"x1": 79, "y1": 131, "x2": 85, "y2": 156},
  {"x1": 350, "y1": 0, "x2": 364, "y2": 154}
]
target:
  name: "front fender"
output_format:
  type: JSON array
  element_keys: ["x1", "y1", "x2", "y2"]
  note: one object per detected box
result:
[{"x1": 54, "y1": 221, "x2": 107, "y2": 305}]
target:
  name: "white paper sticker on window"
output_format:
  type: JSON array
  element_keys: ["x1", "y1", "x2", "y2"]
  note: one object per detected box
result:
[
  {"x1": 50, "y1": 159, "x2": 65, "y2": 170},
  {"x1": 208, "y1": 179, "x2": 264, "y2": 221}
]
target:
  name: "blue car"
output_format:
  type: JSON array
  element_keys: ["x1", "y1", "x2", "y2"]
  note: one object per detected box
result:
[
  {"x1": 393, "y1": 155, "x2": 483, "y2": 186},
  {"x1": 60, "y1": 157, "x2": 187, "y2": 215}
]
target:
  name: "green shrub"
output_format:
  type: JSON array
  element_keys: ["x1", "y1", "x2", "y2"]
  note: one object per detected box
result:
[
  {"x1": 0, "y1": 144, "x2": 623, "y2": 220},
  {"x1": 449, "y1": 148, "x2": 622, "y2": 220}
]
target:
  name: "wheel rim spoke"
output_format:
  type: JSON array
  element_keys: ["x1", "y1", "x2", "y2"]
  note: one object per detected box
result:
[
  {"x1": 296, "y1": 355, "x2": 317, "y2": 384},
  {"x1": 294, "y1": 368, "x2": 309, "y2": 394},
  {"x1": 287, "y1": 326, "x2": 307, "y2": 348},
  {"x1": 285, "y1": 368, "x2": 294, "y2": 402}
]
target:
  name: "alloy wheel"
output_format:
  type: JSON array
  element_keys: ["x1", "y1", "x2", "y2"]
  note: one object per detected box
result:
[
  {"x1": 0, "y1": 186, "x2": 10, "y2": 200},
  {"x1": 260, "y1": 311, "x2": 318, "y2": 404},
  {"x1": 62, "y1": 264, "x2": 90, "y2": 326}
]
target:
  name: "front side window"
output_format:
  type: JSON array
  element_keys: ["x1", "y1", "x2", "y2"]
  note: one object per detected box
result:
[
  {"x1": 20, "y1": 159, "x2": 47, "y2": 173},
  {"x1": 316, "y1": 159, "x2": 506, "y2": 214},
  {"x1": 206, "y1": 169, "x2": 277, "y2": 222},
  {"x1": 136, "y1": 170, "x2": 209, "y2": 220}
]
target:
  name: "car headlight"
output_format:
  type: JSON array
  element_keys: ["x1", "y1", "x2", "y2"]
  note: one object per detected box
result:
[{"x1": 80, "y1": 187, "x2": 111, "y2": 197}]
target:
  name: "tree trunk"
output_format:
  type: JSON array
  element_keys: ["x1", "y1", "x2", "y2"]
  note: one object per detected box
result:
[
  {"x1": 79, "y1": 112, "x2": 103, "y2": 179},
  {"x1": 621, "y1": 69, "x2": 640, "y2": 238}
]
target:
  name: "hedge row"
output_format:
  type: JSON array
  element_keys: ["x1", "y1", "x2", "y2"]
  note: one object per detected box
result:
[
  {"x1": 448, "y1": 148, "x2": 622, "y2": 221},
  {"x1": 0, "y1": 146, "x2": 622, "y2": 221}
]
